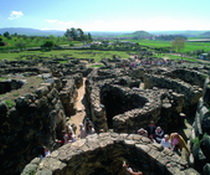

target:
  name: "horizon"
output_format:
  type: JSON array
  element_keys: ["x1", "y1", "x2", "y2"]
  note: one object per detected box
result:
[{"x1": 1, "y1": 0, "x2": 210, "y2": 32}]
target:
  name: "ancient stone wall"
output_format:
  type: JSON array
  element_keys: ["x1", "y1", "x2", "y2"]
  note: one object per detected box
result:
[
  {"x1": 22, "y1": 133, "x2": 197, "y2": 175},
  {"x1": 191, "y1": 77, "x2": 210, "y2": 174},
  {"x1": 0, "y1": 76, "x2": 78, "y2": 175}
]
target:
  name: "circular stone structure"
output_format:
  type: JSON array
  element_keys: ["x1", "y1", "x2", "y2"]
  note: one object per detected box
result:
[{"x1": 22, "y1": 133, "x2": 193, "y2": 175}]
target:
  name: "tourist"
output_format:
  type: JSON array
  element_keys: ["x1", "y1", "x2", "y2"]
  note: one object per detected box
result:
[
  {"x1": 146, "y1": 120, "x2": 156, "y2": 141},
  {"x1": 160, "y1": 134, "x2": 171, "y2": 149},
  {"x1": 137, "y1": 128, "x2": 148, "y2": 137},
  {"x1": 66, "y1": 123, "x2": 76, "y2": 139},
  {"x1": 55, "y1": 130, "x2": 70, "y2": 145},
  {"x1": 68, "y1": 131, "x2": 76, "y2": 143},
  {"x1": 87, "y1": 124, "x2": 95, "y2": 135},
  {"x1": 39, "y1": 145, "x2": 51, "y2": 159},
  {"x1": 154, "y1": 126, "x2": 164, "y2": 143},
  {"x1": 170, "y1": 132, "x2": 190, "y2": 154},
  {"x1": 122, "y1": 161, "x2": 143, "y2": 175},
  {"x1": 84, "y1": 118, "x2": 94, "y2": 133},
  {"x1": 78, "y1": 123, "x2": 86, "y2": 139}
]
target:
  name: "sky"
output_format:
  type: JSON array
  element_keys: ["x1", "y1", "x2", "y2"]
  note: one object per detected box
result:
[{"x1": 0, "y1": 0, "x2": 210, "y2": 32}]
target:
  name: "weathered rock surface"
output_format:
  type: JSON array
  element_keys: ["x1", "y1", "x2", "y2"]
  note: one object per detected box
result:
[{"x1": 22, "y1": 133, "x2": 196, "y2": 175}]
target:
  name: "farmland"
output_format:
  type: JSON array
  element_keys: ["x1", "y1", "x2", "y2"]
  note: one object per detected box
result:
[{"x1": 129, "y1": 39, "x2": 210, "y2": 53}]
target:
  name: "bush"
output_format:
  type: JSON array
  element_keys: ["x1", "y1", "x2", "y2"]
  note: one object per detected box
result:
[{"x1": 41, "y1": 41, "x2": 55, "y2": 51}]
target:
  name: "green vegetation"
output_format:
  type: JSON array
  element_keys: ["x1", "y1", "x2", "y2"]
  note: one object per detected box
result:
[
  {"x1": 64, "y1": 28, "x2": 92, "y2": 42},
  {"x1": 0, "y1": 77, "x2": 6, "y2": 81},
  {"x1": 0, "y1": 49, "x2": 131, "y2": 62},
  {"x1": 192, "y1": 136, "x2": 200, "y2": 145},
  {"x1": 5, "y1": 99, "x2": 15, "y2": 108},
  {"x1": 13, "y1": 93, "x2": 20, "y2": 97},
  {"x1": 131, "y1": 39, "x2": 210, "y2": 53},
  {"x1": 90, "y1": 64, "x2": 105, "y2": 68},
  {"x1": 163, "y1": 54, "x2": 200, "y2": 62},
  {"x1": 1, "y1": 28, "x2": 210, "y2": 63}
]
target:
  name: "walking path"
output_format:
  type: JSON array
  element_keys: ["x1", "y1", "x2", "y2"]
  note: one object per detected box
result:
[{"x1": 68, "y1": 78, "x2": 87, "y2": 137}]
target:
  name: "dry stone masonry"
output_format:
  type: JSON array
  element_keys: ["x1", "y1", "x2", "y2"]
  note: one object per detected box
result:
[{"x1": 0, "y1": 57, "x2": 209, "y2": 174}]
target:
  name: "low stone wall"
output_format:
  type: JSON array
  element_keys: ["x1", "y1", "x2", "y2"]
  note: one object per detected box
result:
[
  {"x1": 22, "y1": 133, "x2": 197, "y2": 175},
  {"x1": 0, "y1": 79, "x2": 25, "y2": 94},
  {"x1": 164, "y1": 68, "x2": 207, "y2": 87},
  {"x1": 85, "y1": 68, "x2": 193, "y2": 133},
  {"x1": 144, "y1": 73, "x2": 203, "y2": 108}
]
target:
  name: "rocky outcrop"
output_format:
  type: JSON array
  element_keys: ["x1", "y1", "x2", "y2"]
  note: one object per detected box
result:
[{"x1": 22, "y1": 133, "x2": 197, "y2": 175}]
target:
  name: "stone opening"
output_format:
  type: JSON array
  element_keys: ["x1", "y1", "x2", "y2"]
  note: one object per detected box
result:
[
  {"x1": 100, "y1": 85, "x2": 148, "y2": 128},
  {"x1": 56, "y1": 143, "x2": 171, "y2": 175},
  {"x1": 0, "y1": 79, "x2": 25, "y2": 94}
]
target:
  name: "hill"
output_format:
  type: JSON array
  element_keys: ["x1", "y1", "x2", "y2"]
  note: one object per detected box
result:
[
  {"x1": 0, "y1": 27, "x2": 65, "y2": 36},
  {"x1": 150, "y1": 30, "x2": 208, "y2": 37},
  {"x1": 200, "y1": 31, "x2": 210, "y2": 37},
  {"x1": 118, "y1": 30, "x2": 153, "y2": 39}
]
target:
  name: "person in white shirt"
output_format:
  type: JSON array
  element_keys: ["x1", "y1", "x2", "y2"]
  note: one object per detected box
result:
[
  {"x1": 78, "y1": 123, "x2": 87, "y2": 139},
  {"x1": 122, "y1": 161, "x2": 143, "y2": 175},
  {"x1": 160, "y1": 134, "x2": 171, "y2": 149}
]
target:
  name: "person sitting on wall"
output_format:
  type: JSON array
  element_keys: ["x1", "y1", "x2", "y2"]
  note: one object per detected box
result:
[
  {"x1": 137, "y1": 128, "x2": 148, "y2": 137},
  {"x1": 170, "y1": 132, "x2": 190, "y2": 155},
  {"x1": 154, "y1": 126, "x2": 164, "y2": 143},
  {"x1": 146, "y1": 120, "x2": 156, "y2": 141},
  {"x1": 122, "y1": 161, "x2": 143, "y2": 175},
  {"x1": 39, "y1": 145, "x2": 51, "y2": 159},
  {"x1": 160, "y1": 134, "x2": 171, "y2": 150}
]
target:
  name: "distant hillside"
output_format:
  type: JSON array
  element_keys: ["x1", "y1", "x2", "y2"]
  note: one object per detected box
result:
[
  {"x1": 200, "y1": 31, "x2": 210, "y2": 37},
  {"x1": 118, "y1": 30, "x2": 153, "y2": 39},
  {"x1": 150, "y1": 30, "x2": 208, "y2": 37},
  {"x1": 0, "y1": 27, "x2": 65, "y2": 36}
]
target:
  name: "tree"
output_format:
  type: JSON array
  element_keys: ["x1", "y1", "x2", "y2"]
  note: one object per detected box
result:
[
  {"x1": 87, "y1": 33, "x2": 92, "y2": 42},
  {"x1": 172, "y1": 37, "x2": 185, "y2": 53},
  {"x1": 15, "y1": 40, "x2": 26, "y2": 50},
  {"x1": 41, "y1": 41, "x2": 55, "y2": 51},
  {"x1": 3, "y1": 31, "x2": 11, "y2": 39},
  {"x1": 64, "y1": 28, "x2": 91, "y2": 42}
]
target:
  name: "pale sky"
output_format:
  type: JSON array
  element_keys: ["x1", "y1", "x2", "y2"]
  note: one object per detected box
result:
[{"x1": 0, "y1": 0, "x2": 210, "y2": 31}]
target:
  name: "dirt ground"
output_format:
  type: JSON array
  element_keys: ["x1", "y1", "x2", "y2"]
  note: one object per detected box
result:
[{"x1": 68, "y1": 78, "x2": 87, "y2": 137}]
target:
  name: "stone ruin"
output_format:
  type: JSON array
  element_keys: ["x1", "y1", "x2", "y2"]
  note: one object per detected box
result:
[{"x1": 0, "y1": 57, "x2": 210, "y2": 174}]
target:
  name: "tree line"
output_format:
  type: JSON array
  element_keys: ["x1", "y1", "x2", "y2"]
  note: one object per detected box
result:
[{"x1": 0, "y1": 28, "x2": 93, "y2": 51}]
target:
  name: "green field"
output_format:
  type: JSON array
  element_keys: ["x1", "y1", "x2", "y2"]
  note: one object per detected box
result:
[
  {"x1": 0, "y1": 49, "x2": 131, "y2": 62},
  {"x1": 129, "y1": 39, "x2": 210, "y2": 53}
]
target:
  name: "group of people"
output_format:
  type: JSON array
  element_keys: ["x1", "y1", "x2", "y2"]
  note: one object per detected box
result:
[
  {"x1": 55, "y1": 118, "x2": 96, "y2": 145},
  {"x1": 78, "y1": 118, "x2": 96, "y2": 139},
  {"x1": 137, "y1": 120, "x2": 190, "y2": 155}
]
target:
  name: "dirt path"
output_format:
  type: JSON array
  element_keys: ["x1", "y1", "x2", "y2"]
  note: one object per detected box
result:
[{"x1": 68, "y1": 78, "x2": 87, "y2": 137}]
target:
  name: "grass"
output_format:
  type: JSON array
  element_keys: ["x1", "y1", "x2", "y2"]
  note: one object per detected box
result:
[
  {"x1": 5, "y1": 99, "x2": 15, "y2": 108},
  {"x1": 0, "y1": 77, "x2": 7, "y2": 81},
  {"x1": 164, "y1": 54, "x2": 200, "y2": 62},
  {"x1": 129, "y1": 39, "x2": 210, "y2": 53},
  {"x1": 0, "y1": 49, "x2": 131, "y2": 62},
  {"x1": 90, "y1": 64, "x2": 105, "y2": 68}
]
